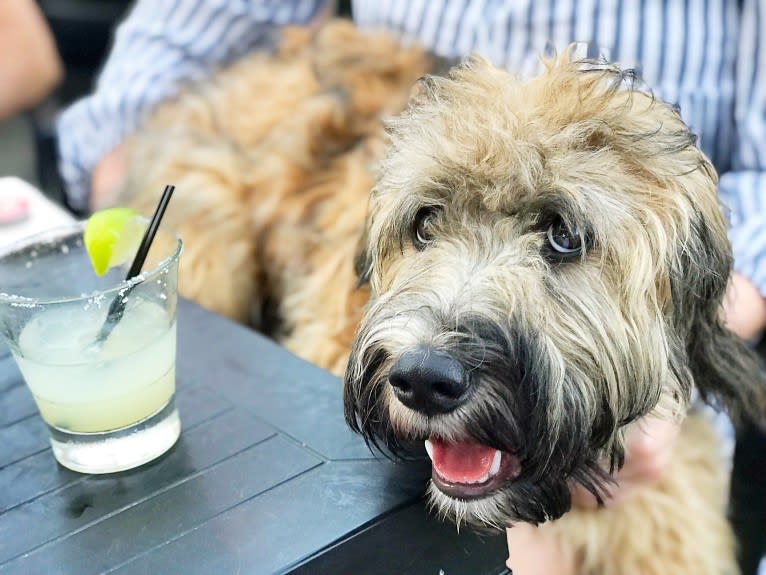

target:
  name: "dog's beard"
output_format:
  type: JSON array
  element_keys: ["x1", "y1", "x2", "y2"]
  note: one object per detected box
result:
[{"x1": 343, "y1": 309, "x2": 617, "y2": 528}]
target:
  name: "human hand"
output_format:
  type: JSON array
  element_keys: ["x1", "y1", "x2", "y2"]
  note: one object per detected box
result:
[
  {"x1": 569, "y1": 415, "x2": 682, "y2": 508},
  {"x1": 505, "y1": 522, "x2": 575, "y2": 575},
  {"x1": 505, "y1": 416, "x2": 681, "y2": 574},
  {"x1": 90, "y1": 142, "x2": 130, "y2": 211},
  {"x1": 723, "y1": 271, "x2": 766, "y2": 342}
]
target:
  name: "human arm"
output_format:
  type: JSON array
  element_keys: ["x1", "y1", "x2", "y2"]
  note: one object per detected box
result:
[
  {"x1": 55, "y1": 0, "x2": 331, "y2": 212},
  {"x1": 0, "y1": 0, "x2": 62, "y2": 120},
  {"x1": 718, "y1": 0, "x2": 766, "y2": 341},
  {"x1": 724, "y1": 272, "x2": 766, "y2": 341}
]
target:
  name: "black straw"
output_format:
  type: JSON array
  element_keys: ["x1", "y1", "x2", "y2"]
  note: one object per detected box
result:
[
  {"x1": 93, "y1": 185, "x2": 175, "y2": 345},
  {"x1": 125, "y1": 185, "x2": 175, "y2": 281}
]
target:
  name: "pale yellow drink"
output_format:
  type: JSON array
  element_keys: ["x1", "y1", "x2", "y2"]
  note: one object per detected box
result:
[{"x1": 13, "y1": 299, "x2": 176, "y2": 433}]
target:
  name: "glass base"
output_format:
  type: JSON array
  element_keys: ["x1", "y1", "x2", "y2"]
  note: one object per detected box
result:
[{"x1": 48, "y1": 398, "x2": 181, "y2": 474}]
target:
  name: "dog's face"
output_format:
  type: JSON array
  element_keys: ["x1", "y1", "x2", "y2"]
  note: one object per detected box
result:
[{"x1": 344, "y1": 55, "x2": 765, "y2": 528}]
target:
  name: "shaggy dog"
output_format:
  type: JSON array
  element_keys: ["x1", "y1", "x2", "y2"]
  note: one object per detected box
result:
[{"x1": 119, "y1": 20, "x2": 766, "y2": 574}]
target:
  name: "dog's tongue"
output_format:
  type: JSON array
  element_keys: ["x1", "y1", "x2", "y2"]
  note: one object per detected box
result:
[{"x1": 427, "y1": 438, "x2": 497, "y2": 483}]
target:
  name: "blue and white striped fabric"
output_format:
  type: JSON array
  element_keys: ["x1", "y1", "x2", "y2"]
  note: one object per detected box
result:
[{"x1": 58, "y1": 0, "x2": 766, "y2": 302}]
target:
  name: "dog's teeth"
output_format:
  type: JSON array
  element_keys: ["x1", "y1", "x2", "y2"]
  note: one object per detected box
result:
[
  {"x1": 466, "y1": 451, "x2": 502, "y2": 484},
  {"x1": 424, "y1": 439, "x2": 434, "y2": 461},
  {"x1": 488, "y1": 449, "x2": 502, "y2": 477},
  {"x1": 471, "y1": 473, "x2": 490, "y2": 484}
]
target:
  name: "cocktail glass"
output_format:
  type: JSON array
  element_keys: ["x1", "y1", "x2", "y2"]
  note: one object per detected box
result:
[{"x1": 0, "y1": 222, "x2": 183, "y2": 473}]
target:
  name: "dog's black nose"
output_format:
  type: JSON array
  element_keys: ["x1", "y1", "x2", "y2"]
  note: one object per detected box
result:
[{"x1": 388, "y1": 346, "x2": 469, "y2": 415}]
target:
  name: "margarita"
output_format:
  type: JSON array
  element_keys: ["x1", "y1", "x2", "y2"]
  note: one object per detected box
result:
[{"x1": 13, "y1": 299, "x2": 176, "y2": 433}]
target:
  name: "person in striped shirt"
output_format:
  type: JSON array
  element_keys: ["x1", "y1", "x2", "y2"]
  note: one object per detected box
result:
[{"x1": 55, "y1": 2, "x2": 765, "y2": 573}]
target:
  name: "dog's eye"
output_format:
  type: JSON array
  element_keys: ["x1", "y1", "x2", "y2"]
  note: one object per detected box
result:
[
  {"x1": 546, "y1": 218, "x2": 582, "y2": 256},
  {"x1": 413, "y1": 207, "x2": 440, "y2": 250}
]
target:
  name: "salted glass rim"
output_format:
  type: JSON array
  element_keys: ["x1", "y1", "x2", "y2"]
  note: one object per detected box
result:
[{"x1": 0, "y1": 221, "x2": 183, "y2": 306}]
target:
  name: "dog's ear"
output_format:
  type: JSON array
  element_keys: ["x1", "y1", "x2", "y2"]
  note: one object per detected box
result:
[{"x1": 669, "y1": 200, "x2": 766, "y2": 427}]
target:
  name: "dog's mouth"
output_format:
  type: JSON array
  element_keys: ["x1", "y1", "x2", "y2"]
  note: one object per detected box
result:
[{"x1": 425, "y1": 437, "x2": 522, "y2": 499}]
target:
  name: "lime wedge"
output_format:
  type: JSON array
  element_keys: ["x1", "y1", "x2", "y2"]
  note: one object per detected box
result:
[{"x1": 84, "y1": 208, "x2": 146, "y2": 276}]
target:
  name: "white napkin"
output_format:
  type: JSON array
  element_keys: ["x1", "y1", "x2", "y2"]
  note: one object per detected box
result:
[{"x1": 0, "y1": 177, "x2": 77, "y2": 248}]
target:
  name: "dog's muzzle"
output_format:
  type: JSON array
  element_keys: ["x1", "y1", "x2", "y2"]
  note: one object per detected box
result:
[
  {"x1": 388, "y1": 346, "x2": 470, "y2": 415},
  {"x1": 387, "y1": 345, "x2": 523, "y2": 499}
]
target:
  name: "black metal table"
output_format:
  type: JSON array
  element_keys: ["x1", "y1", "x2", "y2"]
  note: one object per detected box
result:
[{"x1": 0, "y1": 299, "x2": 507, "y2": 574}]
